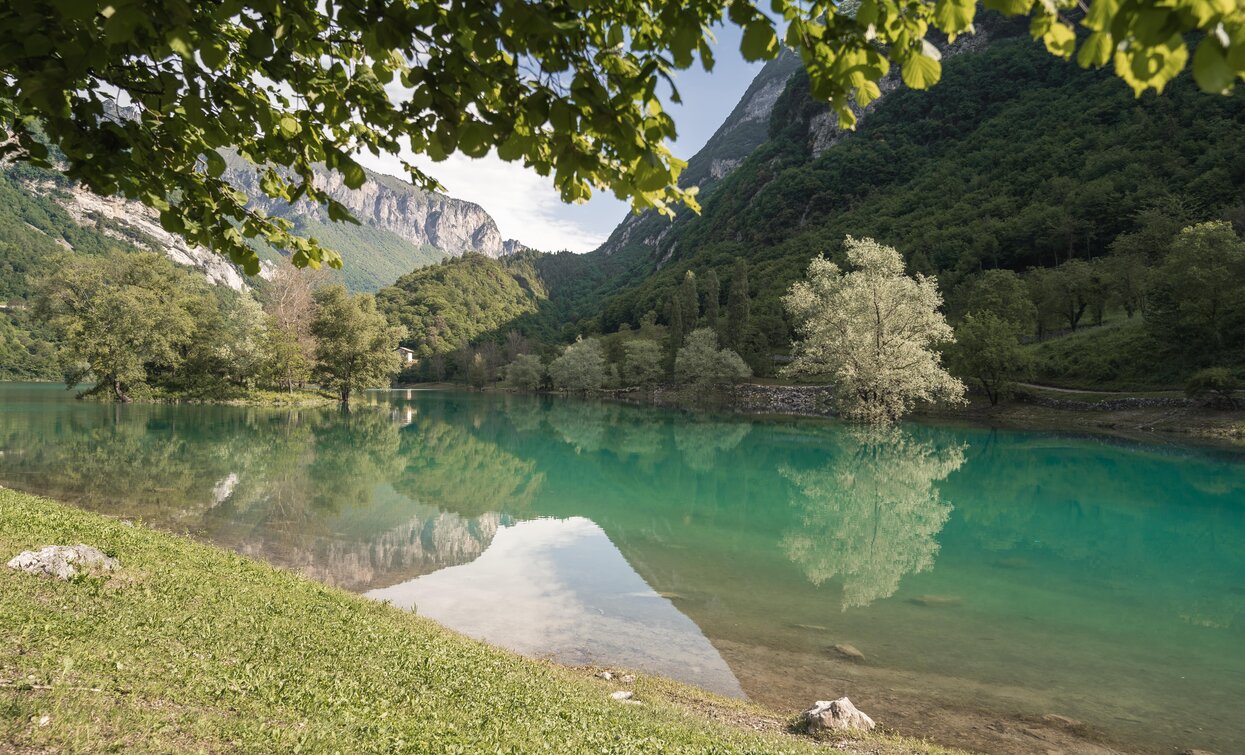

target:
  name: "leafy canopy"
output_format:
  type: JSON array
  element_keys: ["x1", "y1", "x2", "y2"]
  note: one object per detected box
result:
[
  {"x1": 783, "y1": 237, "x2": 965, "y2": 423},
  {"x1": 1, "y1": 0, "x2": 1241, "y2": 273},
  {"x1": 311, "y1": 284, "x2": 406, "y2": 404}
]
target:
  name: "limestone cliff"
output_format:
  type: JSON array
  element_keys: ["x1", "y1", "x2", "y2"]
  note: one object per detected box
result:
[{"x1": 223, "y1": 160, "x2": 514, "y2": 259}]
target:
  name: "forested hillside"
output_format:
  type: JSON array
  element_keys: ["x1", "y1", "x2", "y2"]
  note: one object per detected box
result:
[
  {"x1": 389, "y1": 16, "x2": 1245, "y2": 389},
  {"x1": 377, "y1": 253, "x2": 548, "y2": 359}
]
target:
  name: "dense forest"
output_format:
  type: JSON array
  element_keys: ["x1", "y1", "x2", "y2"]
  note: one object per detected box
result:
[{"x1": 383, "y1": 20, "x2": 1245, "y2": 391}]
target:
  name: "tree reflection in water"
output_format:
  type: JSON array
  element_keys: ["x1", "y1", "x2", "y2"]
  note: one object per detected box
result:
[{"x1": 781, "y1": 426, "x2": 965, "y2": 609}]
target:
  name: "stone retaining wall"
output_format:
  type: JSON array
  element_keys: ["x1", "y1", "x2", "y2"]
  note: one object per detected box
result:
[
  {"x1": 606, "y1": 383, "x2": 836, "y2": 417},
  {"x1": 1014, "y1": 391, "x2": 1195, "y2": 412}
]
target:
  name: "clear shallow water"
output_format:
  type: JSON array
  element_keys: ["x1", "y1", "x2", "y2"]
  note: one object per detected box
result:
[{"x1": 1, "y1": 384, "x2": 1243, "y2": 754}]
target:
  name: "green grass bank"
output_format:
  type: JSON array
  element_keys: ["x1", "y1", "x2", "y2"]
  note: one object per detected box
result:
[{"x1": 0, "y1": 489, "x2": 954, "y2": 754}]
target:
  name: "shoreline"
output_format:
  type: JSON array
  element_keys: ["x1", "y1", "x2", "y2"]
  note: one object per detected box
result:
[
  {"x1": 0, "y1": 488, "x2": 956, "y2": 754},
  {"x1": 423, "y1": 381, "x2": 1245, "y2": 451}
]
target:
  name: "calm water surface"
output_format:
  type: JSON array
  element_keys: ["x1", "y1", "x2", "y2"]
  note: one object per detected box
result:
[{"x1": 1, "y1": 383, "x2": 1243, "y2": 754}]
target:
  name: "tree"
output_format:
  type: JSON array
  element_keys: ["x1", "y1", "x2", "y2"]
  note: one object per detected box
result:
[
  {"x1": 952, "y1": 269, "x2": 1036, "y2": 332},
  {"x1": 674, "y1": 328, "x2": 751, "y2": 388},
  {"x1": 1104, "y1": 250, "x2": 1150, "y2": 319},
  {"x1": 310, "y1": 285, "x2": 406, "y2": 406},
  {"x1": 262, "y1": 261, "x2": 321, "y2": 369},
  {"x1": 34, "y1": 251, "x2": 199, "y2": 401},
  {"x1": 703, "y1": 269, "x2": 721, "y2": 336},
  {"x1": 1028, "y1": 260, "x2": 1095, "y2": 334},
  {"x1": 783, "y1": 237, "x2": 965, "y2": 424},
  {"x1": 726, "y1": 258, "x2": 751, "y2": 350},
  {"x1": 622, "y1": 339, "x2": 666, "y2": 388},
  {"x1": 666, "y1": 293, "x2": 686, "y2": 368},
  {"x1": 1185, "y1": 367, "x2": 1240, "y2": 408},
  {"x1": 505, "y1": 353, "x2": 546, "y2": 391},
  {"x1": 679, "y1": 270, "x2": 700, "y2": 329},
  {"x1": 260, "y1": 316, "x2": 311, "y2": 394},
  {"x1": 547, "y1": 337, "x2": 605, "y2": 393},
  {"x1": 3, "y1": 1, "x2": 1239, "y2": 274},
  {"x1": 174, "y1": 287, "x2": 269, "y2": 394},
  {"x1": 946, "y1": 313, "x2": 1031, "y2": 406},
  {"x1": 1147, "y1": 221, "x2": 1245, "y2": 359}
]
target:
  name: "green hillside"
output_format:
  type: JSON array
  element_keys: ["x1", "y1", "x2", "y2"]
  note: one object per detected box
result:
[
  {"x1": 251, "y1": 217, "x2": 447, "y2": 293},
  {"x1": 588, "y1": 29, "x2": 1245, "y2": 333},
  {"x1": 0, "y1": 166, "x2": 149, "y2": 380},
  {"x1": 377, "y1": 252, "x2": 548, "y2": 358},
  {"x1": 385, "y1": 18, "x2": 1245, "y2": 388}
]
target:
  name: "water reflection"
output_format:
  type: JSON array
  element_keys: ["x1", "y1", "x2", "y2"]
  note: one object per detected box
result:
[
  {"x1": 2, "y1": 385, "x2": 1244, "y2": 754},
  {"x1": 367, "y1": 517, "x2": 745, "y2": 697},
  {"x1": 781, "y1": 427, "x2": 964, "y2": 609}
]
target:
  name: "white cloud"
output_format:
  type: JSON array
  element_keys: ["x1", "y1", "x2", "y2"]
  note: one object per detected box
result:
[{"x1": 357, "y1": 149, "x2": 628, "y2": 253}]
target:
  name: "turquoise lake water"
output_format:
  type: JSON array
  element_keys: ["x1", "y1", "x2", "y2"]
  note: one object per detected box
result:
[{"x1": 1, "y1": 383, "x2": 1242, "y2": 753}]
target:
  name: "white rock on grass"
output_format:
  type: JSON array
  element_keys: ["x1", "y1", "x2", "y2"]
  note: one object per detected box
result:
[
  {"x1": 610, "y1": 691, "x2": 634, "y2": 701},
  {"x1": 801, "y1": 697, "x2": 876, "y2": 733},
  {"x1": 7, "y1": 545, "x2": 119, "y2": 581}
]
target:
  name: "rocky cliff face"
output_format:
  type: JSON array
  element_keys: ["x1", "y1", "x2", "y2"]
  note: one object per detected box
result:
[
  {"x1": 225, "y1": 161, "x2": 517, "y2": 259},
  {"x1": 594, "y1": 50, "x2": 803, "y2": 260},
  {"x1": 29, "y1": 179, "x2": 256, "y2": 290},
  {"x1": 14, "y1": 156, "x2": 522, "y2": 292}
]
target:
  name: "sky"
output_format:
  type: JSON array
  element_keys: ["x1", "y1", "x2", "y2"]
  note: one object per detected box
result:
[{"x1": 357, "y1": 26, "x2": 764, "y2": 254}]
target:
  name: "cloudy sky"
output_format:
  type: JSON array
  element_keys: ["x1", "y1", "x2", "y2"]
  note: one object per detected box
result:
[{"x1": 357, "y1": 27, "x2": 764, "y2": 254}]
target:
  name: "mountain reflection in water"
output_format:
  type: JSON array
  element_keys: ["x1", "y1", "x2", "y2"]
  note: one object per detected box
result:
[
  {"x1": 368, "y1": 517, "x2": 744, "y2": 698},
  {"x1": 2, "y1": 384, "x2": 1244, "y2": 755}
]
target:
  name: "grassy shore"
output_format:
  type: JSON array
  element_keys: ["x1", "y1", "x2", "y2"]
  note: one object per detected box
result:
[{"x1": 0, "y1": 489, "x2": 955, "y2": 754}]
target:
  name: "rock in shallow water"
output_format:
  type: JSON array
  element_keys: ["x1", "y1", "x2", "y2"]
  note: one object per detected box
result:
[
  {"x1": 801, "y1": 697, "x2": 876, "y2": 733},
  {"x1": 831, "y1": 643, "x2": 865, "y2": 661},
  {"x1": 7, "y1": 545, "x2": 119, "y2": 581}
]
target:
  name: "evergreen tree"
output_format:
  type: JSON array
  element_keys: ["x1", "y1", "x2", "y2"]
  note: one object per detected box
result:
[
  {"x1": 666, "y1": 294, "x2": 685, "y2": 369},
  {"x1": 703, "y1": 269, "x2": 721, "y2": 336},
  {"x1": 726, "y1": 258, "x2": 751, "y2": 350},
  {"x1": 680, "y1": 270, "x2": 699, "y2": 329}
]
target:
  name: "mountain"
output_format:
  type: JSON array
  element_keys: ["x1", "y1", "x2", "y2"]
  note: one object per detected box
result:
[
  {"x1": 539, "y1": 16, "x2": 1245, "y2": 348},
  {"x1": 224, "y1": 157, "x2": 526, "y2": 291},
  {"x1": 383, "y1": 11, "x2": 1245, "y2": 386},
  {"x1": 0, "y1": 152, "x2": 522, "y2": 301}
]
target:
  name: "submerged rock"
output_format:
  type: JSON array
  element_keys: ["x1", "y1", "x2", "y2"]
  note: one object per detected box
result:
[
  {"x1": 801, "y1": 697, "x2": 876, "y2": 733},
  {"x1": 909, "y1": 594, "x2": 963, "y2": 607},
  {"x1": 830, "y1": 643, "x2": 865, "y2": 661},
  {"x1": 7, "y1": 545, "x2": 119, "y2": 581}
]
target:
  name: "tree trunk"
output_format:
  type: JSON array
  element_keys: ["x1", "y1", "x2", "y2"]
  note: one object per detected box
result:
[{"x1": 112, "y1": 378, "x2": 130, "y2": 403}]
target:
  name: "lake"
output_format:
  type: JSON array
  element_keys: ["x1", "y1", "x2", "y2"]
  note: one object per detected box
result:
[{"x1": 1, "y1": 383, "x2": 1242, "y2": 754}]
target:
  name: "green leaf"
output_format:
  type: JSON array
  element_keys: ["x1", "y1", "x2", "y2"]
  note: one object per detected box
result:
[
  {"x1": 934, "y1": 0, "x2": 976, "y2": 38},
  {"x1": 279, "y1": 116, "x2": 301, "y2": 137},
  {"x1": 204, "y1": 150, "x2": 225, "y2": 178},
  {"x1": 1043, "y1": 22, "x2": 1076, "y2": 59},
  {"x1": 1077, "y1": 31, "x2": 1114, "y2": 68},
  {"x1": 339, "y1": 159, "x2": 367, "y2": 190},
  {"x1": 1193, "y1": 36, "x2": 1235, "y2": 94},
  {"x1": 246, "y1": 32, "x2": 273, "y2": 59},
  {"x1": 167, "y1": 32, "x2": 193, "y2": 59},
  {"x1": 740, "y1": 19, "x2": 778, "y2": 62},
  {"x1": 901, "y1": 51, "x2": 942, "y2": 89},
  {"x1": 200, "y1": 40, "x2": 227, "y2": 70},
  {"x1": 982, "y1": 0, "x2": 1033, "y2": 15}
]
